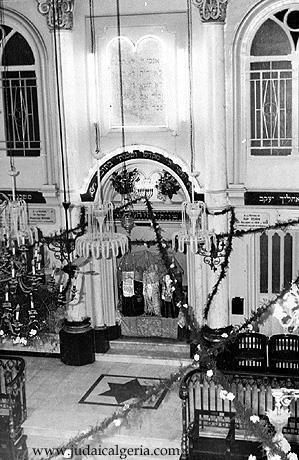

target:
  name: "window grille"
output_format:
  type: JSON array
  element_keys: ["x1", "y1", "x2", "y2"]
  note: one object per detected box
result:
[
  {"x1": 2, "y1": 70, "x2": 40, "y2": 157},
  {"x1": 0, "y1": 28, "x2": 40, "y2": 157},
  {"x1": 250, "y1": 61, "x2": 292, "y2": 156}
]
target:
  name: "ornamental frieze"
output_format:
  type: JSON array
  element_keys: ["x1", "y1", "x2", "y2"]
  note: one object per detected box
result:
[
  {"x1": 36, "y1": 0, "x2": 74, "y2": 30},
  {"x1": 192, "y1": 0, "x2": 228, "y2": 23}
]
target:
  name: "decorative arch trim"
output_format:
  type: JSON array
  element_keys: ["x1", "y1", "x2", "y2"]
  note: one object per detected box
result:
[{"x1": 80, "y1": 149, "x2": 203, "y2": 202}]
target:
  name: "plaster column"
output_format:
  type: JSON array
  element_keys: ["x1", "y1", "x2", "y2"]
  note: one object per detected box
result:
[
  {"x1": 193, "y1": 0, "x2": 229, "y2": 328},
  {"x1": 37, "y1": 0, "x2": 80, "y2": 203}
]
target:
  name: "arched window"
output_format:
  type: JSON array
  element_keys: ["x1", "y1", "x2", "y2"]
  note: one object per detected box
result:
[
  {"x1": 249, "y1": 9, "x2": 299, "y2": 156},
  {"x1": 0, "y1": 25, "x2": 40, "y2": 156}
]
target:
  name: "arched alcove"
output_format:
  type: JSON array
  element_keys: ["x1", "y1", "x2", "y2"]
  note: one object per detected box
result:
[{"x1": 80, "y1": 147, "x2": 203, "y2": 339}]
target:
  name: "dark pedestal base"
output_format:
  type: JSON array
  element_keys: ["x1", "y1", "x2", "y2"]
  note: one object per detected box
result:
[
  {"x1": 59, "y1": 319, "x2": 95, "y2": 366},
  {"x1": 107, "y1": 324, "x2": 121, "y2": 341},
  {"x1": 94, "y1": 327, "x2": 110, "y2": 353}
]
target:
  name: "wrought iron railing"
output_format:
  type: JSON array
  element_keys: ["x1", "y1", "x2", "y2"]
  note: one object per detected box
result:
[{"x1": 179, "y1": 367, "x2": 299, "y2": 460}]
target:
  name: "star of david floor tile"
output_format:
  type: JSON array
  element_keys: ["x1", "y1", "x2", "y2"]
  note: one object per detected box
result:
[{"x1": 79, "y1": 374, "x2": 168, "y2": 409}]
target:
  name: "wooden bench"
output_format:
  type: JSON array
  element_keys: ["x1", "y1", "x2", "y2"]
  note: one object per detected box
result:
[
  {"x1": 0, "y1": 356, "x2": 28, "y2": 460},
  {"x1": 179, "y1": 366, "x2": 299, "y2": 460}
]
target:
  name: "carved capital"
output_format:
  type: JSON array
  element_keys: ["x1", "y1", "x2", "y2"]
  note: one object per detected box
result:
[
  {"x1": 192, "y1": 0, "x2": 228, "y2": 23},
  {"x1": 36, "y1": 0, "x2": 74, "y2": 30}
]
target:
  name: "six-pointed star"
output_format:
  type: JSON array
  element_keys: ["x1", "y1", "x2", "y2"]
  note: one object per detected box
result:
[{"x1": 99, "y1": 378, "x2": 151, "y2": 404}]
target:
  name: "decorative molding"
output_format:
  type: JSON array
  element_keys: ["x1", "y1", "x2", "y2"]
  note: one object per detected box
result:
[
  {"x1": 192, "y1": 0, "x2": 228, "y2": 23},
  {"x1": 80, "y1": 150, "x2": 203, "y2": 202},
  {"x1": 36, "y1": 0, "x2": 74, "y2": 30}
]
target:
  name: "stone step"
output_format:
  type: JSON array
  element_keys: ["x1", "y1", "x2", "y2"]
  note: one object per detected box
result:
[
  {"x1": 109, "y1": 338, "x2": 190, "y2": 356},
  {"x1": 96, "y1": 338, "x2": 191, "y2": 365}
]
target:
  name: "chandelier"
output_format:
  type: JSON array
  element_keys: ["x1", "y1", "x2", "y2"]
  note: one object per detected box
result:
[
  {"x1": 172, "y1": 191, "x2": 226, "y2": 271},
  {"x1": 75, "y1": 201, "x2": 128, "y2": 259},
  {"x1": 76, "y1": 123, "x2": 128, "y2": 259}
]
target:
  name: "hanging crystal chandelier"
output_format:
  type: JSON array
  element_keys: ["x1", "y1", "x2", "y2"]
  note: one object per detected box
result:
[
  {"x1": 75, "y1": 201, "x2": 128, "y2": 259},
  {"x1": 172, "y1": 176, "x2": 226, "y2": 271},
  {"x1": 0, "y1": 166, "x2": 38, "y2": 246}
]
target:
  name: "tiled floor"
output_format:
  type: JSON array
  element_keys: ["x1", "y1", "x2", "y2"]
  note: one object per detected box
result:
[{"x1": 23, "y1": 356, "x2": 184, "y2": 459}]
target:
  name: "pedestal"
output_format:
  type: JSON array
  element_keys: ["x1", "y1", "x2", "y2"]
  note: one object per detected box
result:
[
  {"x1": 59, "y1": 318, "x2": 95, "y2": 366},
  {"x1": 94, "y1": 326, "x2": 110, "y2": 353}
]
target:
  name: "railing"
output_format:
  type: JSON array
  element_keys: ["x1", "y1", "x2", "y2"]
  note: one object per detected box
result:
[
  {"x1": 179, "y1": 366, "x2": 299, "y2": 460},
  {"x1": 0, "y1": 356, "x2": 26, "y2": 441}
]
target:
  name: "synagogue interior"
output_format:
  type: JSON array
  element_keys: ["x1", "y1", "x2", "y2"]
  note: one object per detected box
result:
[{"x1": 1, "y1": 0, "x2": 299, "y2": 459}]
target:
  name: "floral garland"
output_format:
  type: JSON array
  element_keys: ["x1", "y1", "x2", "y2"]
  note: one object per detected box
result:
[{"x1": 11, "y1": 199, "x2": 299, "y2": 459}]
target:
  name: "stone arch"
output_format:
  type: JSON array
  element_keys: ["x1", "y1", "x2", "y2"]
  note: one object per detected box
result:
[{"x1": 80, "y1": 147, "x2": 203, "y2": 202}]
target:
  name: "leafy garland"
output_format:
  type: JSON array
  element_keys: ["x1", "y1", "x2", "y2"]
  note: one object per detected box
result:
[{"x1": 42, "y1": 199, "x2": 299, "y2": 459}]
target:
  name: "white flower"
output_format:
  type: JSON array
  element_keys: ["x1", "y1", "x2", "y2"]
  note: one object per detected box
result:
[
  {"x1": 219, "y1": 389, "x2": 235, "y2": 401},
  {"x1": 193, "y1": 354, "x2": 200, "y2": 362},
  {"x1": 197, "y1": 344, "x2": 201, "y2": 351},
  {"x1": 20, "y1": 338, "x2": 27, "y2": 346},
  {"x1": 13, "y1": 336, "x2": 20, "y2": 344},
  {"x1": 247, "y1": 324, "x2": 253, "y2": 331},
  {"x1": 250, "y1": 415, "x2": 260, "y2": 424},
  {"x1": 221, "y1": 333, "x2": 228, "y2": 338},
  {"x1": 29, "y1": 329, "x2": 37, "y2": 337},
  {"x1": 219, "y1": 389, "x2": 228, "y2": 400},
  {"x1": 114, "y1": 419, "x2": 122, "y2": 427},
  {"x1": 248, "y1": 456, "x2": 256, "y2": 460},
  {"x1": 0, "y1": 330, "x2": 4, "y2": 337},
  {"x1": 183, "y1": 303, "x2": 188, "y2": 309},
  {"x1": 206, "y1": 370, "x2": 213, "y2": 377},
  {"x1": 170, "y1": 263, "x2": 175, "y2": 269},
  {"x1": 287, "y1": 453, "x2": 298, "y2": 460},
  {"x1": 279, "y1": 437, "x2": 291, "y2": 454}
]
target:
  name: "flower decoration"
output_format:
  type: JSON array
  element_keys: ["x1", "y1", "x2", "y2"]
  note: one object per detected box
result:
[
  {"x1": 288, "y1": 453, "x2": 298, "y2": 460},
  {"x1": 156, "y1": 170, "x2": 180, "y2": 201},
  {"x1": 113, "y1": 419, "x2": 122, "y2": 427},
  {"x1": 0, "y1": 330, "x2": 4, "y2": 336},
  {"x1": 193, "y1": 353, "x2": 200, "y2": 362},
  {"x1": 250, "y1": 415, "x2": 260, "y2": 424},
  {"x1": 219, "y1": 389, "x2": 235, "y2": 401},
  {"x1": 221, "y1": 332, "x2": 228, "y2": 338},
  {"x1": 20, "y1": 337, "x2": 27, "y2": 346},
  {"x1": 29, "y1": 329, "x2": 37, "y2": 337},
  {"x1": 206, "y1": 369, "x2": 213, "y2": 377},
  {"x1": 273, "y1": 283, "x2": 299, "y2": 333},
  {"x1": 110, "y1": 168, "x2": 139, "y2": 196}
]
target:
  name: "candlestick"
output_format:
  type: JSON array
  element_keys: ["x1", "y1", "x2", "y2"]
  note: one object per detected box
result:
[
  {"x1": 5, "y1": 286, "x2": 9, "y2": 302},
  {"x1": 15, "y1": 305, "x2": 20, "y2": 321},
  {"x1": 30, "y1": 294, "x2": 34, "y2": 309}
]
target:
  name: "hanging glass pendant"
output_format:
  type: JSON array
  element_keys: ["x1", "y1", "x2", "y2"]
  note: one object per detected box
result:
[{"x1": 121, "y1": 209, "x2": 135, "y2": 234}]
